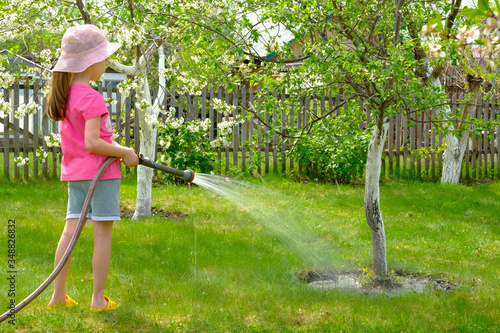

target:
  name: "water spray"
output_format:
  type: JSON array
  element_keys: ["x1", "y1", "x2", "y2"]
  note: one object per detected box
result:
[{"x1": 0, "y1": 155, "x2": 195, "y2": 324}]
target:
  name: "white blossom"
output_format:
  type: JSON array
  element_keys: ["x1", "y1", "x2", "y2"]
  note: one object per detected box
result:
[
  {"x1": 457, "y1": 26, "x2": 480, "y2": 44},
  {"x1": 159, "y1": 154, "x2": 172, "y2": 165},
  {"x1": 212, "y1": 98, "x2": 233, "y2": 116},
  {"x1": 159, "y1": 136, "x2": 171, "y2": 149},
  {"x1": 217, "y1": 119, "x2": 240, "y2": 136},
  {"x1": 0, "y1": 100, "x2": 10, "y2": 114},
  {"x1": 187, "y1": 123, "x2": 200, "y2": 133},
  {"x1": 210, "y1": 136, "x2": 230, "y2": 148},
  {"x1": 169, "y1": 117, "x2": 185, "y2": 129},
  {"x1": 45, "y1": 133, "x2": 61, "y2": 147},
  {"x1": 105, "y1": 98, "x2": 118, "y2": 106},
  {"x1": 428, "y1": 43, "x2": 446, "y2": 58},
  {"x1": 200, "y1": 118, "x2": 211, "y2": 132},
  {"x1": 14, "y1": 156, "x2": 29, "y2": 167},
  {"x1": 0, "y1": 72, "x2": 16, "y2": 89},
  {"x1": 421, "y1": 23, "x2": 437, "y2": 35},
  {"x1": 41, "y1": 85, "x2": 51, "y2": 98},
  {"x1": 116, "y1": 26, "x2": 145, "y2": 47},
  {"x1": 145, "y1": 114, "x2": 160, "y2": 127},
  {"x1": 36, "y1": 148, "x2": 48, "y2": 163},
  {"x1": 14, "y1": 101, "x2": 39, "y2": 119}
]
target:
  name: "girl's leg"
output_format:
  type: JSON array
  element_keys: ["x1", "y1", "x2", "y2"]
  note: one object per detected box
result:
[
  {"x1": 49, "y1": 218, "x2": 79, "y2": 307},
  {"x1": 91, "y1": 220, "x2": 114, "y2": 309}
]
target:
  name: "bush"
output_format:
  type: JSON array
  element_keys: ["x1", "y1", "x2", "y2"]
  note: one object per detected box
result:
[
  {"x1": 290, "y1": 113, "x2": 370, "y2": 183},
  {"x1": 152, "y1": 107, "x2": 240, "y2": 182}
]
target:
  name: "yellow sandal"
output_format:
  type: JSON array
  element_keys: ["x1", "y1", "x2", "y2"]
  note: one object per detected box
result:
[
  {"x1": 90, "y1": 296, "x2": 119, "y2": 311},
  {"x1": 49, "y1": 295, "x2": 78, "y2": 308}
]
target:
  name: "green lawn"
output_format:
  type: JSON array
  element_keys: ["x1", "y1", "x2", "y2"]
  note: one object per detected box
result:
[{"x1": 0, "y1": 176, "x2": 499, "y2": 332}]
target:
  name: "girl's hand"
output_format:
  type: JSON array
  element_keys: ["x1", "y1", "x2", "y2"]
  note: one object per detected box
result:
[{"x1": 121, "y1": 148, "x2": 139, "y2": 167}]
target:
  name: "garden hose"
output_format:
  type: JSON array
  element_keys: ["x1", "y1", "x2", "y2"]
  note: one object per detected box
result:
[
  {"x1": 0, "y1": 155, "x2": 195, "y2": 323},
  {"x1": 0, "y1": 156, "x2": 117, "y2": 323}
]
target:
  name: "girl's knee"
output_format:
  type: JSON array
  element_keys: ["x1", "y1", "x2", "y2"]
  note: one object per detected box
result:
[{"x1": 93, "y1": 221, "x2": 114, "y2": 237}]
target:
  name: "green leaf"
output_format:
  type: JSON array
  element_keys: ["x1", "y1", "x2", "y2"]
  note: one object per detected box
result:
[
  {"x1": 428, "y1": 12, "x2": 443, "y2": 31},
  {"x1": 495, "y1": 0, "x2": 500, "y2": 13},
  {"x1": 460, "y1": 7, "x2": 486, "y2": 20},
  {"x1": 478, "y1": 0, "x2": 490, "y2": 12}
]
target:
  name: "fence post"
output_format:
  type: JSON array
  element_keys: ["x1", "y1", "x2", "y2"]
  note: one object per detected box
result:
[
  {"x1": 256, "y1": 88, "x2": 262, "y2": 174},
  {"x1": 232, "y1": 88, "x2": 239, "y2": 168},
  {"x1": 241, "y1": 86, "x2": 247, "y2": 170},
  {"x1": 264, "y1": 92, "x2": 270, "y2": 174},
  {"x1": 424, "y1": 109, "x2": 430, "y2": 179},
  {"x1": 429, "y1": 108, "x2": 436, "y2": 179},
  {"x1": 201, "y1": 86, "x2": 207, "y2": 122},
  {"x1": 125, "y1": 93, "x2": 131, "y2": 148},
  {"x1": 209, "y1": 87, "x2": 214, "y2": 140},
  {"x1": 224, "y1": 87, "x2": 230, "y2": 172},
  {"x1": 483, "y1": 97, "x2": 490, "y2": 178},
  {"x1": 416, "y1": 111, "x2": 422, "y2": 177},
  {"x1": 476, "y1": 96, "x2": 483, "y2": 178},
  {"x1": 402, "y1": 113, "x2": 408, "y2": 176},
  {"x1": 297, "y1": 96, "x2": 303, "y2": 173},
  {"x1": 41, "y1": 95, "x2": 49, "y2": 177},
  {"x1": 388, "y1": 114, "x2": 394, "y2": 176},
  {"x1": 491, "y1": 97, "x2": 497, "y2": 177},
  {"x1": 134, "y1": 93, "x2": 140, "y2": 154},
  {"x1": 410, "y1": 108, "x2": 416, "y2": 177},
  {"x1": 23, "y1": 81, "x2": 30, "y2": 180},
  {"x1": 115, "y1": 84, "x2": 122, "y2": 142},
  {"x1": 33, "y1": 80, "x2": 41, "y2": 179},
  {"x1": 13, "y1": 83, "x2": 20, "y2": 179},
  {"x1": 281, "y1": 88, "x2": 287, "y2": 173},
  {"x1": 497, "y1": 96, "x2": 500, "y2": 177},
  {"x1": 289, "y1": 94, "x2": 295, "y2": 172},
  {"x1": 272, "y1": 89, "x2": 278, "y2": 173},
  {"x1": 3, "y1": 88, "x2": 9, "y2": 179}
]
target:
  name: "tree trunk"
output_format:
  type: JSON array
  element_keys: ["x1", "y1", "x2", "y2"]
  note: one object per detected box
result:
[
  {"x1": 440, "y1": 75, "x2": 482, "y2": 184},
  {"x1": 364, "y1": 115, "x2": 390, "y2": 277},
  {"x1": 132, "y1": 46, "x2": 167, "y2": 220},
  {"x1": 441, "y1": 133, "x2": 467, "y2": 184},
  {"x1": 133, "y1": 78, "x2": 156, "y2": 220}
]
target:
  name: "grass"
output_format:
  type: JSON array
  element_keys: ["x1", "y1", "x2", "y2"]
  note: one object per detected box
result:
[{"x1": 0, "y1": 175, "x2": 499, "y2": 332}]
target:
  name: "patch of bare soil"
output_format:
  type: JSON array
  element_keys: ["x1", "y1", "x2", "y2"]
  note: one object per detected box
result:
[
  {"x1": 302, "y1": 270, "x2": 458, "y2": 296},
  {"x1": 120, "y1": 206, "x2": 188, "y2": 219}
]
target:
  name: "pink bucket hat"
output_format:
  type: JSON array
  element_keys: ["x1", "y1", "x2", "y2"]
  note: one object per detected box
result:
[{"x1": 52, "y1": 25, "x2": 121, "y2": 73}]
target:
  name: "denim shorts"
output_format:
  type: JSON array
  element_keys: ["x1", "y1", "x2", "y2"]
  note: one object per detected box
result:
[{"x1": 66, "y1": 179, "x2": 121, "y2": 221}]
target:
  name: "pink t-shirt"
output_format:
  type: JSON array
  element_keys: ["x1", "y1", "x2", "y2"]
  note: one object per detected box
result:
[{"x1": 60, "y1": 84, "x2": 121, "y2": 181}]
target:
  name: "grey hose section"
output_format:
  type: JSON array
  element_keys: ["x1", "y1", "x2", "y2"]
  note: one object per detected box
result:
[{"x1": 0, "y1": 157, "x2": 118, "y2": 323}]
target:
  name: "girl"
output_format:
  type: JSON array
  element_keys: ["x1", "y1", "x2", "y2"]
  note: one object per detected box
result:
[{"x1": 46, "y1": 25, "x2": 138, "y2": 310}]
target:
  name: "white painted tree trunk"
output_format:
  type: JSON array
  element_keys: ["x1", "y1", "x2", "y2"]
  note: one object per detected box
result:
[
  {"x1": 429, "y1": 74, "x2": 482, "y2": 185},
  {"x1": 441, "y1": 133, "x2": 469, "y2": 185},
  {"x1": 132, "y1": 46, "x2": 167, "y2": 220},
  {"x1": 133, "y1": 78, "x2": 156, "y2": 219},
  {"x1": 364, "y1": 117, "x2": 390, "y2": 277}
]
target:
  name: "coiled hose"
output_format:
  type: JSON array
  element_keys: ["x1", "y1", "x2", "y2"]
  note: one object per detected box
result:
[{"x1": 0, "y1": 157, "x2": 118, "y2": 323}]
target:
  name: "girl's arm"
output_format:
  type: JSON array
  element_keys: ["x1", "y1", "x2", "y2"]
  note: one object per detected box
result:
[{"x1": 85, "y1": 116, "x2": 138, "y2": 167}]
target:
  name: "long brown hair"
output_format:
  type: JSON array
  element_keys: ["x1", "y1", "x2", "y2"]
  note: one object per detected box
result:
[{"x1": 46, "y1": 72, "x2": 73, "y2": 121}]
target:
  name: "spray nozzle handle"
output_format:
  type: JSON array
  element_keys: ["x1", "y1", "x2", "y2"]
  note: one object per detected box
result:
[{"x1": 137, "y1": 154, "x2": 195, "y2": 183}]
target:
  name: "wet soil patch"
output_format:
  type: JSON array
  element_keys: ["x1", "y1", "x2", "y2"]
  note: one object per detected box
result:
[
  {"x1": 301, "y1": 270, "x2": 458, "y2": 296},
  {"x1": 120, "y1": 206, "x2": 188, "y2": 219}
]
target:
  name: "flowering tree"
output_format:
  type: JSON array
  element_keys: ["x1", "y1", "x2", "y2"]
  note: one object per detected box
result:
[
  {"x1": 0, "y1": 0, "x2": 232, "y2": 218},
  {"x1": 420, "y1": 0, "x2": 500, "y2": 184},
  {"x1": 162, "y1": 0, "x2": 498, "y2": 276},
  {"x1": 2, "y1": 0, "x2": 497, "y2": 275}
]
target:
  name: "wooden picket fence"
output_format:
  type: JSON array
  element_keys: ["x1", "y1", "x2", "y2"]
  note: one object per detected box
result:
[{"x1": 1, "y1": 79, "x2": 500, "y2": 180}]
